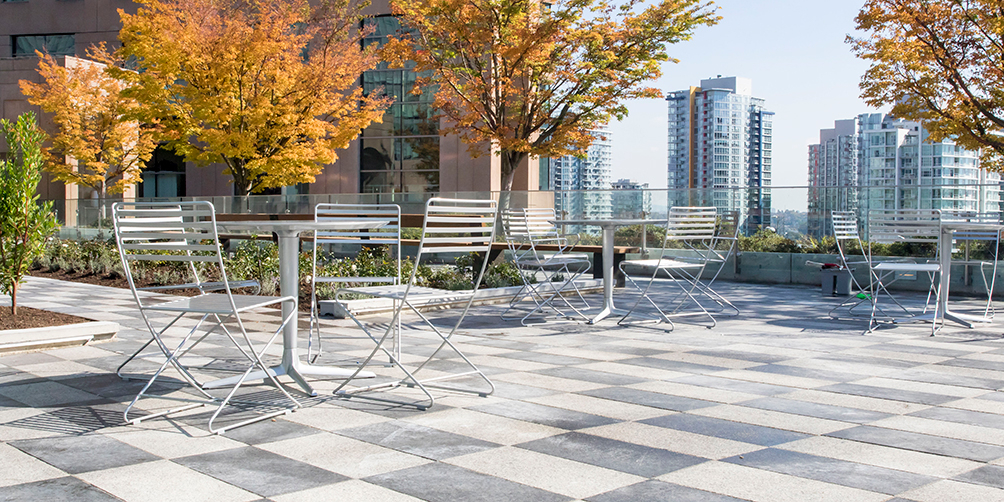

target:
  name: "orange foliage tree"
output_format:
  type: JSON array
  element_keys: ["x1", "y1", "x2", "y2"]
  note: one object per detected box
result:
[
  {"x1": 850, "y1": 0, "x2": 1004, "y2": 169},
  {"x1": 382, "y1": 0, "x2": 719, "y2": 197},
  {"x1": 114, "y1": 0, "x2": 391, "y2": 195},
  {"x1": 19, "y1": 48, "x2": 159, "y2": 198}
]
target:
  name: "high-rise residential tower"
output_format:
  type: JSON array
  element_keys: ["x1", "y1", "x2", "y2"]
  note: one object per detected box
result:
[
  {"x1": 610, "y1": 178, "x2": 652, "y2": 219},
  {"x1": 807, "y1": 113, "x2": 1001, "y2": 238},
  {"x1": 552, "y1": 129, "x2": 613, "y2": 234},
  {"x1": 666, "y1": 76, "x2": 773, "y2": 234}
]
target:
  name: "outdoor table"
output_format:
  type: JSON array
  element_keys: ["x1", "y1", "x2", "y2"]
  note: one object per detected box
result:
[
  {"x1": 204, "y1": 219, "x2": 389, "y2": 396},
  {"x1": 553, "y1": 218, "x2": 667, "y2": 324}
]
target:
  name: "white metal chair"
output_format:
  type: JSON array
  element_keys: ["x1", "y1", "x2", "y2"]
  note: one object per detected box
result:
[
  {"x1": 308, "y1": 203, "x2": 401, "y2": 362},
  {"x1": 689, "y1": 209, "x2": 740, "y2": 316},
  {"x1": 500, "y1": 207, "x2": 591, "y2": 325},
  {"x1": 865, "y1": 209, "x2": 943, "y2": 335},
  {"x1": 332, "y1": 198, "x2": 497, "y2": 410},
  {"x1": 618, "y1": 206, "x2": 719, "y2": 329},
  {"x1": 941, "y1": 210, "x2": 1001, "y2": 321},
  {"x1": 829, "y1": 210, "x2": 877, "y2": 318},
  {"x1": 113, "y1": 201, "x2": 300, "y2": 434}
]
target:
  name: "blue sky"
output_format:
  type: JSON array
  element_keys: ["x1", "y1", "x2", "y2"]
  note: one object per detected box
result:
[{"x1": 607, "y1": 0, "x2": 881, "y2": 211}]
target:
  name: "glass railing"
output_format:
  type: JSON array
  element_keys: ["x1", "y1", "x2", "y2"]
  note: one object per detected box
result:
[{"x1": 44, "y1": 182, "x2": 1003, "y2": 244}]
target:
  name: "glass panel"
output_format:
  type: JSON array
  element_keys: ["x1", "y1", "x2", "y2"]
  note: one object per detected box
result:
[
  {"x1": 13, "y1": 34, "x2": 74, "y2": 57},
  {"x1": 399, "y1": 137, "x2": 438, "y2": 171},
  {"x1": 400, "y1": 104, "x2": 437, "y2": 135},
  {"x1": 363, "y1": 105, "x2": 399, "y2": 137},
  {"x1": 361, "y1": 138, "x2": 395, "y2": 171}
]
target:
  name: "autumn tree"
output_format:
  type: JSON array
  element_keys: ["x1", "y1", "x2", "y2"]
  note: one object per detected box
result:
[
  {"x1": 850, "y1": 0, "x2": 1004, "y2": 169},
  {"x1": 382, "y1": 0, "x2": 719, "y2": 200},
  {"x1": 20, "y1": 47, "x2": 159, "y2": 199},
  {"x1": 113, "y1": 0, "x2": 391, "y2": 195},
  {"x1": 0, "y1": 113, "x2": 60, "y2": 315}
]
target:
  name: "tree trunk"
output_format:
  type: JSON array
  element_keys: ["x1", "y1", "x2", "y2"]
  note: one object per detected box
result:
[
  {"x1": 10, "y1": 282, "x2": 17, "y2": 316},
  {"x1": 498, "y1": 149, "x2": 527, "y2": 212}
]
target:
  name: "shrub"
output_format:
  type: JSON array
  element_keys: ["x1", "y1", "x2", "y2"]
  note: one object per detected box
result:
[{"x1": 0, "y1": 112, "x2": 60, "y2": 314}]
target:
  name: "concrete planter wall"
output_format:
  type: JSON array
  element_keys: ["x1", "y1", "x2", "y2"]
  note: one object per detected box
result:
[{"x1": 659, "y1": 250, "x2": 998, "y2": 297}]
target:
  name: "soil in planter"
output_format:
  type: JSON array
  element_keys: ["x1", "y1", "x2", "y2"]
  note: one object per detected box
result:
[{"x1": 0, "y1": 306, "x2": 92, "y2": 330}]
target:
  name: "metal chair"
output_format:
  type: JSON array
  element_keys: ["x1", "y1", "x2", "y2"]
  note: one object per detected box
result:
[
  {"x1": 829, "y1": 210, "x2": 877, "y2": 318},
  {"x1": 689, "y1": 209, "x2": 740, "y2": 316},
  {"x1": 865, "y1": 209, "x2": 943, "y2": 335},
  {"x1": 307, "y1": 203, "x2": 401, "y2": 363},
  {"x1": 332, "y1": 198, "x2": 497, "y2": 410},
  {"x1": 113, "y1": 201, "x2": 300, "y2": 434},
  {"x1": 617, "y1": 206, "x2": 719, "y2": 329},
  {"x1": 500, "y1": 207, "x2": 591, "y2": 325},
  {"x1": 941, "y1": 210, "x2": 1001, "y2": 321}
]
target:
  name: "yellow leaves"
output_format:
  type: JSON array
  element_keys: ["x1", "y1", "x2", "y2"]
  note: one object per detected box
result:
[
  {"x1": 116, "y1": 0, "x2": 389, "y2": 194},
  {"x1": 389, "y1": 0, "x2": 717, "y2": 188},
  {"x1": 19, "y1": 48, "x2": 158, "y2": 195},
  {"x1": 851, "y1": 0, "x2": 1004, "y2": 165}
]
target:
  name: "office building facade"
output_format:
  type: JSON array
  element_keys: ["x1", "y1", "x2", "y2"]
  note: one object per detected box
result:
[{"x1": 666, "y1": 76, "x2": 773, "y2": 234}]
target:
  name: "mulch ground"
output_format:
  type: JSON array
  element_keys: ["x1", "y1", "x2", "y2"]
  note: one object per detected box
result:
[{"x1": 0, "y1": 306, "x2": 91, "y2": 331}]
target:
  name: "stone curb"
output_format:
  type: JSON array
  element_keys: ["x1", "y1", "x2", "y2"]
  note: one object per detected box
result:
[{"x1": 0, "y1": 321, "x2": 120, "y2": 355}]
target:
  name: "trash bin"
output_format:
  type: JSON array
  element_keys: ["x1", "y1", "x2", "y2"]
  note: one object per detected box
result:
[{"x1": 820, "y1": 267, "x2": 853, "y2": 296}]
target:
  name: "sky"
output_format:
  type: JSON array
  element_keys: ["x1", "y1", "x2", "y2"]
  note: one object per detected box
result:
[{"x1": 607, "y1": 0, "x2": 882, "y2": 211}]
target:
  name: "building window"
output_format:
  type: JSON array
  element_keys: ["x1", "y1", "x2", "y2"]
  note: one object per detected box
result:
[
  {"x1": 140, "y1": 146, "x2": 186, "y2": 198},
  {"x1": 12, "y1": 34, "x2": 74, "y2": 57},
  {"x1": 359, "y1": 16, "x2": 439, "y2": 196}
]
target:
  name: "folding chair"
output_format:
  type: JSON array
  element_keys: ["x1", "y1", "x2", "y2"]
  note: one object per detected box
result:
[
  {"x1": 689, "y1": 210, "x2": 740, "y2": 316},
  {"x1": 307, "y1": 203, "x2": 401, "y2": 363},
  {"x1": 865, "y1": 209, "x2": 942, "y2": 335},
  {"x1": 617, "y1": 206, "x2": 719, "y2": 329},
  {"x1": 941, "y1": 210, "x2": 1000, "y2": 321},
  {"x1": 113, "y1": 201, "x2": 300, "y2": 434},
  {"x1": 332, "y1": 198, "x2": 497, "y2": 410},
  {"x1": 828, "y1": 210, "x2": 876, "y2": 318},
  {"x1": 500, "y1": 207, "x2": 591, "y2": 325}
]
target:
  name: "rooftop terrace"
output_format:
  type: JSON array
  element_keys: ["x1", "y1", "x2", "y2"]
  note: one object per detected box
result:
[{"x1": 2, "y1": 277, "x2": 1004, "y2": 501}]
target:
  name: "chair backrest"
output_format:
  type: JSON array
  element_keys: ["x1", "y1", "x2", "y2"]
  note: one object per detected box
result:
[
  {"x1": 831, "y1": 211, "x2": 860, "y2": 241},
  {"x1": 867, "y1": 209, "x2": 941, "y2": 245},
  {"x1": 112, "y1": 201, "x2": 227, "y2": 304},
  {"x1": 313, "y1": 203, "x2": 401, "y2": 285},
  {"x1": 523, "y1": 207, "x2": 560, "y2": 241},
  {"x1": 940, "y1": 210, "x2": 1002, "y2": 261},
  {"x1": 664, "y1": 206, "x2": 718, "y2": 243},
  {"x1": 410, "y1": 198, "x2": 497, "y2": 290}
]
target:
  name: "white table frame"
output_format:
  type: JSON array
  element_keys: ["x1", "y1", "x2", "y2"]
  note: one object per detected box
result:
[
  {"x1": 554, "y1": 218, "x2": 666, "y2": 324},
  {"x1": 205, "y1": 220, "x2": 388, "y2": 396}
]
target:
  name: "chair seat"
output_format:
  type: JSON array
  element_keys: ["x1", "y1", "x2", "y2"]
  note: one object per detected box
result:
[
  {"x1": 873, "y1": 262, "x2": 940, "y2": 272},
  {"x1": 139, "y1": 279, "x2": 259, "y2": 292},
  {"x1": 622, "y1": 257, "x2": 705, "y2": 272},
  {"x1": 143, "y1": 293, "x2": 293, "y2": 314}
]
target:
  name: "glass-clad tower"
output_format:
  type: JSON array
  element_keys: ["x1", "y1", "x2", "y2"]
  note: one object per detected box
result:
[
  {"x1": 666, "y1": 76, "x2": 772, "y2": 234},
  {"x1": 553, "y1": 129, "x2": 613, "y2": 234}
]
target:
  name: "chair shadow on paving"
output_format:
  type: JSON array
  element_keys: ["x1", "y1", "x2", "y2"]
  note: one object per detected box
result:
[{"x1": 6, "y1": 406, "x2": 126, "y2": 435}]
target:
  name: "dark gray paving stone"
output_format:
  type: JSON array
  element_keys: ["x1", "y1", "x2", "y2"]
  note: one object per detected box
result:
[
  {"x1": 0, "y1": 352, "x2": 63, "y2": 366},
  {"x1": 587, "y1": 480, "x2": 747, "y2": 502},
  {"x1": 494, "y1": 351, "x2": 594, "y2": 366},
  {"x1": 0, "y1": 476, "x2": 120, "y2": 502},
  {"x1": 579, "y1": 344, "x2": 666, "y2": 357},
  {"x1": 641, "y1": 414, "x2": 808, "y2": 446},
  {"x1": 746, "y1": 363, "x2": 864, "y2": 383},
  {"x1": 535, "y1": 367, "x2": 646, "y2": 386},
  {"x1": 687, "y1": 349, "x2": 790, "y2": 364},
  {"x1": 909, "y1": 406, "x2": 1004, "y2": 429},
  {"x1": 56, "y1": 373, "x2": 171, "y2": 399},
  {"x1": 337, "y1": 420, "x2": 499, "y2": 460},
  {"x1": 739, "y1": 397, "x2": 892, "y2": 424},
  {"x1": 817, "y1": 353, "x2": 920, "y2": 370},
  {"x1": 461, "y1": 339, "x2": 546, "y2": 351},
  {"x1": 333, "y1": 396, "x2": 454, "y2": 419},
  {"x1": 673, "y1": 375, "x2": 793, "y2": 396},
  {"x1": 175, "y1": 446, "x2": 346, "y2": 497},
  {"x1": 365, "y1": 462, "x2": 569, "y2": 502},
  {"x1": 723, "y1": 448, "x2": 934, "y2": 495},
  {"x1": 954, "y1": 464, "x2": 1004, "y2": 489},
  {"x1": 579, "y1": 387, "x2": 717, "y2": 412},
  {"x1": 10, "y1": 434, "x2": 159, "y2": 474},
  {"x1": 472, "y1": 400, "x2": 619, "y2": 430},
  {"x1": 818, "y1": 383, "x2": 959, "y2": 406},
  {"x1": 978, "y1": 392, "x2": 1004, "y2": 403},
  {"x1": 217, "y1": 418, "x2": 322, "y2": 446},
  {"x1": 517, "y1": 432, "x2": 705, "y2": 477},
  {"x1": 5, "y1": 405, "x2": 126, "y2": 435},
  {"x1": 826, "y1": 426, "x2": 1004, "y2": 462},
  {"x1": 618, "y1": 357, "x2": 728, "y2": 375},
  {"x1": 934, "y1": 358, "x2": 1004, "y2": 371},
  {"x1": 868, "y1": 343, "x2": 971, "y2": 358},
  {"x1": 888, "y1": 368, "x2": 1004, "y2": 391}
]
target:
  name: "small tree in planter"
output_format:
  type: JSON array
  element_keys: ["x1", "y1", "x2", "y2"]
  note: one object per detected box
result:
[{"x1": 0, "y1": 112, "x2": 60, "y2": 314}]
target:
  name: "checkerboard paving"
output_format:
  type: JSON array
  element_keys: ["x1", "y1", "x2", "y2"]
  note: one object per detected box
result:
[{"x1": 3, "y1": 275, "x2": 1004, "y2": 501}]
